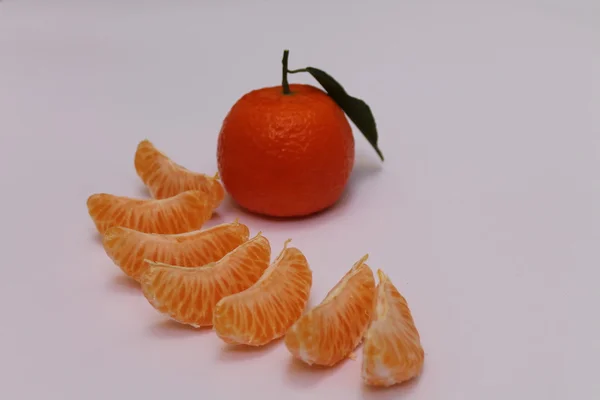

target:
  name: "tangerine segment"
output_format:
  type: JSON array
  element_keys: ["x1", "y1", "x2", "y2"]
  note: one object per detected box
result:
[
  {"x1": 135, "y1": 139, "x2": 225, "y2": 207},
  {"x1": 87, "y1": 190, "x2": 212, "y2": 235},
  {"x1": 362, "y1": 270, "x2": 424, "y2": 387},
  {"x1": 102, "y1": 220, "x2": 250, "y2": 282},
  {"x1": 140, "y1": 233, "x2": 271, "y2": 327},
  {"x1": 213, "y1": 240, "x2": 312, "y2": 346},
  {"x1": 284, "y1": 254, "x2": 376, "y2": 366}
]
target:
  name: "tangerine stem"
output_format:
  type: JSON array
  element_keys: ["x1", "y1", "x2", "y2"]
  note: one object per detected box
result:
[
  {"x1": 288, "y1": 68, "x2": 307, "y2": 74},
  {"x1": 282, "y1": 49, "x2": 291, "y2": 95}
]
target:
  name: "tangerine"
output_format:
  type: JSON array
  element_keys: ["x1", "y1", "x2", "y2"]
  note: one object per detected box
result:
[
  {"x1": 362, "y1": 270, "x2": 425, "y2": 387},
  {"x1": 134, "y1": 139, "x2": 224, "y2": 207},
  {"x1": 212, "y1": 239, "x2": 312, "y2": 346},
  {"x1": 284, "y1": 254, "x2": 376, "y2": 366},
  {"x1": 140, "y1": 233, "x2": 271, "y2": 327},
  {"x1": 217, "y1": 83, "x2": 354, "y2": 217},
  {"x1": 102, "y1": 220, "x2": 250, "y2": 281}
]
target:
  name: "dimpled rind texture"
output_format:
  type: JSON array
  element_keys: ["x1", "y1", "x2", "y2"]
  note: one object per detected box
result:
[{"x1": 217, "y1": 84, "x2": 355, "y2": 217}]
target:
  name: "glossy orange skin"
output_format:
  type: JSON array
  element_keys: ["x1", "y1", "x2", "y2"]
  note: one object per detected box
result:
[{"x1": 217, "y1": 84, "x2": 355, "y2": 217}]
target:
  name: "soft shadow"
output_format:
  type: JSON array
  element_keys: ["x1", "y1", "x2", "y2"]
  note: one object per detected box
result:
[
  {"x1": 91, "y1": 231, "x2": 103, "y2": 245},
  {"x1": 348, "y1": 152, "x2": 384, "y2": 186},
  {"x1": 135, "y1": 185, "x2": 152, "y2": 198},
  {"x1": 107, "y1": 275, "x2": 140, "y2": 294},
  {"x1": 209, "y1": 210, "x2": 226, "y2": 224},
  {"x1": 149, "y1": 319, "x2": 212, "y2": 338},
  {"x1": 217, "y1": 338, "x2": 282, "y2": 362},
  {"x1": 343, "y1": 152, "x2": 384, "y2": 198},
  {"x1": 360, "y1": 373, "x2": 423, "y2": 399},
  {"x1": 284, "y1": 356, "x2": 351, "y2": 388}
]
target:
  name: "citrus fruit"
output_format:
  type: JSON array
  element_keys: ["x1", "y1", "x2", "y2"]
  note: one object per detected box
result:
[
  {"x1": 135, "y1": 139, "x2": 225, "y2": 207},
  {"x1": 217, "y1": 83, "x2": 354, "y2": 217},
  {"x1": 284, "y1": 254, "x2": 376, "y2": 366},
  {"x1": 140, "y1": 232, "x2": 271, "y2": 327},
  {"x1": 102, "y1": 220, "x2": 250, "y2": 281},
  {"x1": 362, "y1": 270, "x2": 425, "y2": 387},
  {"x1": 87, "y1": 190, "x2": 212, "y2": 235},
  {"x1": 212, "y1": 239, "x2": 312, "y2": 346}
]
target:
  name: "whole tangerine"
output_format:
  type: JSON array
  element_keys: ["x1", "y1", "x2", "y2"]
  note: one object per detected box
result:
[{"x1": 217, "y1": 83, "x2": 355, "y2": 217}]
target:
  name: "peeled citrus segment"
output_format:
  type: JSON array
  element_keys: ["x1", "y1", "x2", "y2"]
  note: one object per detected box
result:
[
  {"x1": 140, "y1": 233, "x2": 271, "y2": 327},
  {"x1": 213, "y1": 239, "x2": 312, "y2": 346},
  {"x1": 361, "y1": 270, "x2": 425, "y2": 387},
  {"x1": 135, "y1": 139, "x2": 225, "y2": 207},
  {"x1": 102, "y1": 220, "x2": 250, "y2": 282},
  {"x1": 87, "y1": 190, "x2": 212, "y2": 235},
  {"x1": 284, "y1": 254, "x2": 376, "y2": 366}
]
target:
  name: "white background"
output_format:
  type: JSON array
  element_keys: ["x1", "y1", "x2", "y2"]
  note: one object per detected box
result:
[{"x1": 1, "y1": 0, "x2": 599, "y2": 399}]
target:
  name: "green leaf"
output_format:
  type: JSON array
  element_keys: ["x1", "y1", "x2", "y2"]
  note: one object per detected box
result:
[{"x1": 305, "y1": 67, "x2": 384, "y2": 161}]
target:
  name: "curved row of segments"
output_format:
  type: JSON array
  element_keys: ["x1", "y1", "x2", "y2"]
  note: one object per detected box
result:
[
  {"x1": 105, "y1": 222, "x2": 314, "y2": 346},
  {"x1": 86, "y1": 139, "x2": 424, "y2": 388},
  {"x1": 284, "y1": 255, "x2": 425, "y2": 387},
  {"x1": 104, "y1": 219, "x2": 423, "y2": 387}
]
